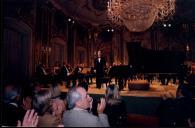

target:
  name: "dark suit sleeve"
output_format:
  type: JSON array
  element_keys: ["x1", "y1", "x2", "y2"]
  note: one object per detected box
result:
[{"x1": 94, "y1": 58, "x2": 97, "y2": 69}]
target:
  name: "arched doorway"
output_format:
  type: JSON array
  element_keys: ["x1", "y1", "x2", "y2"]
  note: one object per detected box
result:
[{"x1": 3, "y1": 17, "x2": 33, "y2": 84}]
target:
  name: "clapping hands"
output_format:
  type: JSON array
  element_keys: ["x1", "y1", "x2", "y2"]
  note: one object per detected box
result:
[
  {"x1": 51, "y1": 99, "x2": 66, "y2": 116},
  {"x1": 17, "y1": 109, "x2": 39, "y2": 127},
  {"x1": 97, "y1": 98, "x2": 106, "y2": 114}
]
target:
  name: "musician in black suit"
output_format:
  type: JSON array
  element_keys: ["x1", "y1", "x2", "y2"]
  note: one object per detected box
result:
[
  {"x1": 59, "y1": 62, "x2": 70, "y2": 87},
  {"x1": 94, "y1": 50, "x2": 106, "y2": 89},
  {"x1": 36, "y1": 63, "x2": 47, "y2": 77}
]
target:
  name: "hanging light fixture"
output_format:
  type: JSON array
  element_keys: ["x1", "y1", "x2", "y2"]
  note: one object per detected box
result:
[
  {"x1": 107, "y1": 0, "x2": 123, "y2": 26},
  {"x1": 107, "y1": 0, "x2": 176, "y2": 32}
]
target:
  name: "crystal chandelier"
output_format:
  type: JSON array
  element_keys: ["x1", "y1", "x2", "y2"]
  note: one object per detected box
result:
[
  {"x1": 107, "y1": 0, "x2": 176, "y2": 32},
  {"x1": 107, "y1": 0, "x2": 123, "y2": 26}
]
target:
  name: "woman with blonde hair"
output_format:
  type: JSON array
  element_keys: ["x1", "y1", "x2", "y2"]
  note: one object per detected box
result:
[{"x1": 104, "y1": 84, "x2": 127, "y2": 127}]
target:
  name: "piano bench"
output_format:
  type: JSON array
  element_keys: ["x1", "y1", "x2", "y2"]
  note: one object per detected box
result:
[{"x1": 128, "y1": 80, "x2": 150, "y2": 91}]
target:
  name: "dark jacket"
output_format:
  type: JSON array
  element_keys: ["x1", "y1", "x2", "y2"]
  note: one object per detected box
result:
[
  {"x1": 94, "y1": 57, "x2": 106, "y2": 77},
  {"x1": 104, "y1": 99, "x2": 128, "y2": 127}
]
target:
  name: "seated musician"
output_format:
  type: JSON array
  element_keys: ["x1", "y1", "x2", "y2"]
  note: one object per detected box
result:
[
  {"x1": 35, "y1": 63, "x2": 52, "y2": 85},
  {"x1": 67, "y1": 64, "x2": 85, "y2": 87},
  {"x1": 36, "y1": 63, "x2": 47, "y2": 77},
  {"x1": 52, "y1": 62, "x2": 61, "y2": 82},
  {"x1": 89, "y1": 67, "x2": 95, "y2": 83},
  {"x1": 53, "y1": 62, "x2": 61, "y2": 75},
  {"x1": 80, "y1": 66, "x2": 95, "y2": 84},
  {"x1": 59, "y1": 62, "x2": 71, "y2": 87}
]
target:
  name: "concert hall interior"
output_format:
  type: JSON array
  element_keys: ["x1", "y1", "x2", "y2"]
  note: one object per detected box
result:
[{"x1": 1, "y1": 0, "x2": 195, "y2": 127}]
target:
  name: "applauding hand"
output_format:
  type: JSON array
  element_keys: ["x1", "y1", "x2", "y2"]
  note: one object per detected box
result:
[
  {"x1": 17, "y1": 109, "x2": 39, "y2": 127},
  {"x1": 97, "y1": 98, "x2": 106, "y2": 114}
]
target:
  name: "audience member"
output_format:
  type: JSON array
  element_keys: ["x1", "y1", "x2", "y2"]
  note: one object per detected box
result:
[
  {"x1": 33, "y1": 89, "x2": 60, "y2": 127},
  {"x1": 173, "y1": 84, "x2": 193, "y2": 126},
  {"x1": 188, "y1": 99, "x2": 195, "y2": 128},
  {"x1": 30, "y1": 81, "x2": 44, "y2": 94},
  {"x1": 3, "y1": 84, "x2": 21, "y2": 126},
  {"x1": 104, "y1": 84, "x2": 128, "y2": 126},
  {"x1": 157, "y1": 83, "x2": 193, "y2": 127},
  {"x1": 17, "y1": 109, "x2": 39, "y2": 127},
  {"x1": 18, "y1": 85, "x2": 33, "y2": 121},
  {"x1": 62, "y1": 87, "x2": 109, "y2": 127},
  {"x1": 50, "y1": 83, "x2": 66, "y2": 125}
]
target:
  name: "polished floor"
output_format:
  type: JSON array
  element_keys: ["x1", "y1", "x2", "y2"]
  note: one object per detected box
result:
[{"x1": 59, "y1": 78, "x2": 178, "y2": 98}]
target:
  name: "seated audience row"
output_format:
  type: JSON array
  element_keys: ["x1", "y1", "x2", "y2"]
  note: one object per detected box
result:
[{"x1": 3, "y1": 78, "x2": 195, "y2": 127}]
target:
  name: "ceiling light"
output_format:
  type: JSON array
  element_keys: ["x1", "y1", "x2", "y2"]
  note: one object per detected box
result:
[{"x1": 107, "y1": 0, "x2": 175, "y2": 32}]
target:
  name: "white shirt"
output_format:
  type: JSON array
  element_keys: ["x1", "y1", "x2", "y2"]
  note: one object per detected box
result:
[{"x1": 98, "y1": 58, "x2": 101, "y2": 63}]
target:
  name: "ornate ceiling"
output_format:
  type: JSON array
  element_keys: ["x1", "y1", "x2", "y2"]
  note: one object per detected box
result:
[
  {"x1": 50, "y1": 0, "x2": 110, "y2": 26},
  {"x1": 50, "y1": 0, "x2": 195, "y2": 28}
]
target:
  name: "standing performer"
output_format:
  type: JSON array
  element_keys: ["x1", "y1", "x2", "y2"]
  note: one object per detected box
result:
[{"x1": 94, "y1": 50, "x2": 106, "y2": 89}]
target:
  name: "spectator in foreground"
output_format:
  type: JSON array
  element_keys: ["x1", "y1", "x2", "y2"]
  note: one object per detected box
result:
[
  {"x1": 17, "y1": 109, "x2": 39, "y2": 127},
  {"x1": 33, "y1": 89, "x2": 60, "y2": 127},
  {"x1": 157, "y1": 84, "x2": 193, "y2": 127},
  {"x1": 3, "y1": 84, "x2": 21, "y2": 126},
  {"x1": 104, "y1": 84, "x2": 128, "y2": 126},
  {"x1": 62, "y1": 87, "x2": 109, "y2": 127},
  {"x1": 18, "y1": 85, "x2": 33, "y2": 121},
  {"x1": 50, "y1": 83, "x2": 66, "y2": 125}
]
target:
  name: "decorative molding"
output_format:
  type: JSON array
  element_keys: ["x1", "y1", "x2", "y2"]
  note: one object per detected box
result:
[{"x1": 82, "y1": 0, "x2": 105, "y2": 17}]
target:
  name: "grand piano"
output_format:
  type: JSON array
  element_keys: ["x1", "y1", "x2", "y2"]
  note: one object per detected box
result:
[
  {"x1": 107, "y1": 43, "x2": 186, "y2": 90},
  {"x1": 108, "y1": 65, "x2": 134, "y2": 80},
  {"x1": 108, "y1": 65, "x2": 135, "y2": 90}
]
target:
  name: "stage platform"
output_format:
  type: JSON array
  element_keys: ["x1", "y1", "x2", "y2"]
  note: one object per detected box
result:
[
  {"x1": 59, "y1": 79, "x2": 178, "y2": 98},
  {"x1": 59, "y1": 79, "x2": 178, "y2": 116}
]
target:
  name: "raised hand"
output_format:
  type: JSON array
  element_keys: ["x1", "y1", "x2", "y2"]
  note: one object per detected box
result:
[
  {"x1": 97, "y1": 98, "x2": 106, "y2": 114},
  {"x1": 17, "y1": 109, "x2": 39, "y2": 127},
  {"x1": 51, "y1": 99, "x2": 66, "y2": 116}
]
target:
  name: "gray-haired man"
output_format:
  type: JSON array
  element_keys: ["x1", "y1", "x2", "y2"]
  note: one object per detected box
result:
[{"x1": 62, "y1": 87, "x2": 109, "y2": 127}]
